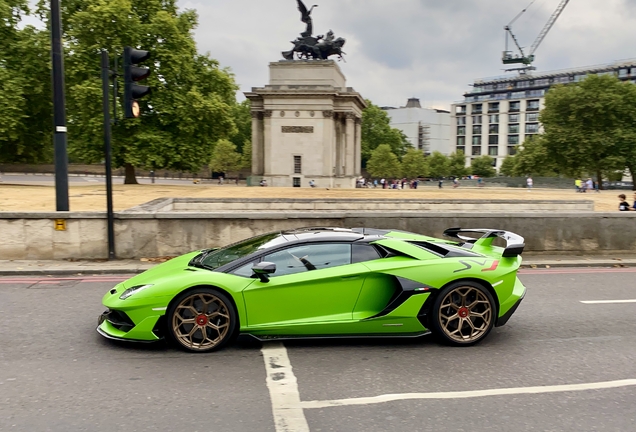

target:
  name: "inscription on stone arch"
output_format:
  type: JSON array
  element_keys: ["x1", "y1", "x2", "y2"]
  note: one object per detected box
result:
[{"x1": 282, "y1": 126, "x2": 314, "y2": 133}]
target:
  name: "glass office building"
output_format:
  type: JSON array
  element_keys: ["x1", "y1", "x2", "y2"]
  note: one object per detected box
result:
[{"x1": 451, "y1": 59, "x2": 636, "y2": 170}]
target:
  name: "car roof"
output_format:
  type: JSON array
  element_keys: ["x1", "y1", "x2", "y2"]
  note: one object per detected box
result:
[
  {"x1": 279, "y1": 227, "x2": 426, "y2": 243},
  {"x1": 280, "y1": 227, "x2": 366, "y2": 243}
]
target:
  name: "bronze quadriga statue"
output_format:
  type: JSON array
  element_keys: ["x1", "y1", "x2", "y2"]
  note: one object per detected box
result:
[{"x1": 282, "y1": 0, "x2": 346, "y2": 61}]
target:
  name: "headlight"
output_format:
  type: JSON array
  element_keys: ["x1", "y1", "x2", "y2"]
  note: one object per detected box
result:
[{"x1": 119, "y1": 284, "x2": 154, "y2": 300}]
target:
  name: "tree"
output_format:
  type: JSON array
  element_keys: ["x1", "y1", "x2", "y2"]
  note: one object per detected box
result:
[
  {"x1": 240, "y1": 140, "x2": 252, "y2": 171},
  {"x1": 401, "y1": 148, "x2": 428, "y2": 178},
  {"x1": 470, "y1": 155, "x2": 497, "y2": 178},
  {"x1": 540, "y1": 74, "x2": 629, "y2": 188},
  {"x1": 498, "y1": 155, "x2": 517, "y2": 177},
  {"x1": 42, "y1": 0, "x2": 239, "y2": 183},
  {"x1": 229, "y1": 100, "x2": 252, "y2": 154},
  {"x1": 0, "y1": 2, "x2": 52, "y2": 163},
  {"x1": 615, "y1": 81, "x2": 636, "y2": 189},
  {"x1": 209, "y1": 139, "x2": 243, "y2": 174},
  {"x1": 448, "y1": 151, "x2": 468, "y2": 178},
  {"x1": 361, "y1": 101, "x2": 409, "y2": 165},
  {"x1": 427, "y1": 151, "x2": 450, "y2": 179},
  {"x1": 512, "y1": 135, "x2": 563, "y2": 177},
  {"x1": 366, "y1": 144, "x2": 401, "y2": 179}
]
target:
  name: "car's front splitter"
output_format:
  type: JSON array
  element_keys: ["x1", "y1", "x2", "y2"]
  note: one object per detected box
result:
[
  {"x1": 96, "y1": 323, "x2": 161, "y2": 344},
  {"x1": 97, "y1": 310, "x2": 163, "y2": 343}
]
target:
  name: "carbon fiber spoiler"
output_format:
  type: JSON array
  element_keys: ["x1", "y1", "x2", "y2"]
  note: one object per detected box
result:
[{"x1": 443, "y1": 227, "x2": 525, "y2": 258}]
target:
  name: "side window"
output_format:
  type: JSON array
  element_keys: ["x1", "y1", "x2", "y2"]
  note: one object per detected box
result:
[
  {"x1": 263, "y1": 243, "x2": 352, "y2": 277},
  {"x1": 352, "y1": 244, "x2": 382, "y2": 263},
  {"x1": 232, "y1": 261, "x2": 256, "y2": 278}
]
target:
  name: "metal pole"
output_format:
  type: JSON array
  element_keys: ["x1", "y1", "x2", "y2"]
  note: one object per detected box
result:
[
  {"x1": 50, "y1": 0, "x2": 69, "y2": 211},
  {"x1": 101, "y1": 50, "x2": 116, "y2": 260},
  {"x1": 113, "y1": 56, "x2": 118, "y2": 124}
]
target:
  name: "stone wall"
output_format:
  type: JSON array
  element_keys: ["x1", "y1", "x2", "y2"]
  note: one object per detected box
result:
[
  {"x1": 1, "y1": 210, "x2": 635, "y2": 260},
  {"x1": 126, "y1": 198, "x2": 594, "y2": 213}
]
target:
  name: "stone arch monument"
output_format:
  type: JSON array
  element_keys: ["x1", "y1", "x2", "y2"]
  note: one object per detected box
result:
[{"x1": 244, "y1": 1, "x2": 366, "y2": 188}]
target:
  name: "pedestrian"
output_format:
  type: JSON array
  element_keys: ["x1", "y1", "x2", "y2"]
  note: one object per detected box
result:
[
  {"x1": 452, "y1": 178, "x2": 459, "y2": 189},
  {"x1": 477, "y1": 177, "x2": 484, "y2": 188},
  {"x1": 575, "y1": 178, "x2": 581, "y2": 193},
  {"x1": 309, "y1": 179, "x2": 316, "y2": 188},
  {"x1": 526, "y1": 176, "x2": 533, "y2": 191},
  {"x1": 632, "y1": 192, "x2": 636, "y2": 210},
  {"x1": 586, "y1": 178, "x2": 593, "y2": 193},
  {"x1": 438, "y1": 179, "x2": 443, "y2": 189},
  {"x1": 373, "y1": 179, "x2": 378, "y2": 188},
  {"x1": 218, "y1": 175, "x2": 224, "y2": 185},
  {"x1": 380, "y1": 178, "x2": 386, "y2": 189},
  {"x1": 618, "y1": 194, "x2": 633, "y2": 211}
]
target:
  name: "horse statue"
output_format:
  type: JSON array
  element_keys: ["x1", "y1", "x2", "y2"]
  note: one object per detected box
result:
[{"x1": 282, "y1": 1, "x2": 346, "y2": 61}]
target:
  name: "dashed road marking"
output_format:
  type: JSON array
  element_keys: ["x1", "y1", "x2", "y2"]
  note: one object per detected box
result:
[
  {"x1": 581, "y1": 299, "x2": 636, "y2": 304},
  {"x1": 299, "y1": 379, "x2": 636, "y2": 409},
  {"x1": 261, "y1": 342, "x2": 309, "y2": 432}
]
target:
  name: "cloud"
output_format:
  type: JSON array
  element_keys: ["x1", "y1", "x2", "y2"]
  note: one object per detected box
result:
[{"x1": 180, "y1": 1, "x2": 636, "y2": 108}]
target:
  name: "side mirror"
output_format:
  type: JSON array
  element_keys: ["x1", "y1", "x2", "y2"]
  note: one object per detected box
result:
[{"x1": 252, "y1": 262, "x2": 276, "y2": 283}]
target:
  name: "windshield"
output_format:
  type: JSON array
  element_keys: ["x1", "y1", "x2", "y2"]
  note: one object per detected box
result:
[{"x1": 198, "y1": 232, "x2": 287, "y2": 270}]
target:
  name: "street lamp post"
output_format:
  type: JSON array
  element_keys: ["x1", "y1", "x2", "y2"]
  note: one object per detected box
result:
[{"x1": 50, "y1": 0, "x2": 70, "y2": 211}]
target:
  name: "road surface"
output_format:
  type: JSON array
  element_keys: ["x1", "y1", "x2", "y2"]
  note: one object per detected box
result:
[{"x1": 1, "y1": 269, "x2": 635, "y2": 431}]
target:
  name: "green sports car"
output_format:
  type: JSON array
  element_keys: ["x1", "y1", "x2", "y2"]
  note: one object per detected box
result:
[{"x1": 97, "y1": 227, "x2": 526, "y2": 352}]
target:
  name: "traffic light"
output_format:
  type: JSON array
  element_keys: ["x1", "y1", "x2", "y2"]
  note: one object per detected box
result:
[{"x1": 123, "y1": 46, "x2": 151, "y2": 118}]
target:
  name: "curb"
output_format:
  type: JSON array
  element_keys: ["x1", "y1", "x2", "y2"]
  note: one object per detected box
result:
[
  {"x1": 0, "y1": 268, "x2": 150, "y2": 276},
  {"x1": 520, "y1": 263, "x2": 636, "y2": 269}
]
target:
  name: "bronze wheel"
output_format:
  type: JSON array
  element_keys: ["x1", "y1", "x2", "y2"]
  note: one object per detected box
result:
[
  {"x1": 168, "y1": 288, "x2": 237, "y2": 353},
  {"x1": 431, "y1": 282, "x2": 496, "y2": 346}
]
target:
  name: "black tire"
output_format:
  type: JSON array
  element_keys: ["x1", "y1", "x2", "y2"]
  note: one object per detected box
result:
[
  {"x1": 167, "y1": 288, "x2": 238, "y2": 353},
  {"x1": 430, "y1": 281, "x2": 496, "y2": 346}
]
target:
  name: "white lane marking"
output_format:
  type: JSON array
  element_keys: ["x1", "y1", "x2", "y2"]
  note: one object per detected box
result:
[
  {"x1": 299, "y1": 379, "x2": 636, "y2": 409},
  {"x1": 581, "y1": 299, "x2": 636, "y2": 304},
  {"x1": 261, "y1": 342, "x2": 310, "y2": 432}
]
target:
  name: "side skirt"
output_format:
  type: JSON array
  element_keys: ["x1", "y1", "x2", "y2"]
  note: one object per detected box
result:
[{"x1": 238, "y1": 331, "x2": 431, "y2": 343}]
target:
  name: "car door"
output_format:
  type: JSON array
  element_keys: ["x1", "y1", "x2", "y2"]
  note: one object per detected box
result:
[{"x1": 242, "y1": 243, "x2": 368, "y2": 328}]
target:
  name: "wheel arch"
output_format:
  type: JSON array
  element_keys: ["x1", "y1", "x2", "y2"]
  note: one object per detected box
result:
[
  {"x1": 165, "y1": 284, "x2": 242, "y2": 332},
  {"x1": 443, "y1": 277, "x2": 500, "y2": 315},
  {"x1": 420, "y1": 277, "x2": 500, "y2": 328}
]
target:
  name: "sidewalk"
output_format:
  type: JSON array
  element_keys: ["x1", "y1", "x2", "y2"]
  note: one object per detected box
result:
[{"x1": 1, "y1": 255, "x2": 636, "y2": 276}]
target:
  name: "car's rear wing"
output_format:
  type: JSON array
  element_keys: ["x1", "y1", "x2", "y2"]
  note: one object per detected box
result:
[{"x1": 443, "y1": 228, "x2": 525, "y2": 258}]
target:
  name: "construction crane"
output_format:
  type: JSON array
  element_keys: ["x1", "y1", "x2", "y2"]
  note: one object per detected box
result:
[{"x1": 502, "y1": 0, "x2": 570, "y2": 70}]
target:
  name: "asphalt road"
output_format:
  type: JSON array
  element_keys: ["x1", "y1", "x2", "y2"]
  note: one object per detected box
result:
[{"x1": 1, "y1": 269, "x2": 635, "y2": 432}]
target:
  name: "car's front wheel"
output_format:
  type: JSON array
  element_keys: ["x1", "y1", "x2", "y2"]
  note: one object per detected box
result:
[
  {"x1": 431, "y1": 281, "x2": 496, "y2": 346},
  {"x1": 167, "y1": 288, "x2": 237, "y2": 353}
]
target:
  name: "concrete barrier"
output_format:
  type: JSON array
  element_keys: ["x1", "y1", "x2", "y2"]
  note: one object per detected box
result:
[
  {"x1": 125, "y1": 198, "x2": 594, "y2": 213},
  {"x1": 1, "y1": 208, "x2": 635, "y2": 260}
]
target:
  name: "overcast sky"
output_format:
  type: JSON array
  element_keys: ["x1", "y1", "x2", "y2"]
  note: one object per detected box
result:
[{"x1": 176, "y1": 0, "x2": 636, "y2": 109}]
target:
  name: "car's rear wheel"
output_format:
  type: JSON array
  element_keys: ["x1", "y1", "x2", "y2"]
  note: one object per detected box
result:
[
  {"x1": 167, "y1": 288, "x2": 237, "y2": 353},
  {"x1": 431, "y1": 281, "x2": 496, "y2": 346}
]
